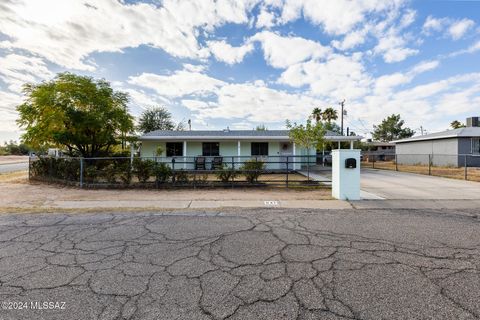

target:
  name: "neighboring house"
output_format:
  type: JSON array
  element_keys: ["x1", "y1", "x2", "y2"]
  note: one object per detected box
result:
[
  {"x1": 393, "y1": 117, "x2": 480, "y2": 167},
  {"x1": 138, "y1": 129, "x2": 361, "y2": 170},
  {"x1": 362, "y1": 141, "x2": 395, "y2": 162}
]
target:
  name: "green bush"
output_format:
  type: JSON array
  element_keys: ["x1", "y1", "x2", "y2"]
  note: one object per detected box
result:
[
  {"x1": 174, "y1": 170, "x2": 189, "y2": 183},
  {"x1": 116, "y1": 161, "x2": 132, "y2": 185},
  {"x1": 240, "y1": 159, "x2": 265, "y2": 183},
  {"x1": 133, "y1": 158, "x2": 155, "y2": 183},
  {"x1": 154, "y1": 163, "x2": 172, "y2": 183},
  {"x1": 215, "y1": 164, "x2": 238, "y2": 183},
  {"x1": 83, "y1": 165, "x2": 98, "y2": 183},
  {"x1": 103, "y1": 163, "x2": 118, "y2": 184}
]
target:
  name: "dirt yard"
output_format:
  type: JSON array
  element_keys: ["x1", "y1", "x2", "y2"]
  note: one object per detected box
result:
[{"x1": 0, "y1": 171, "x2": 332, "y2": 212}]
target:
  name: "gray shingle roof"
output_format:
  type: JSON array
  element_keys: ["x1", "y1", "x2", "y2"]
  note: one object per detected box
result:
[
  {"x1": 141, "y1": 129, "x2": 342, "y2": 138},
  {"x1": 394, "y1": 127, "x2": 480, "y2": 143}
]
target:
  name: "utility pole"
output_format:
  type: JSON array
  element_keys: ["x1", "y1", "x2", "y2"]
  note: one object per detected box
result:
[
  {"x1": 339, "y1": 99, "x2": 346, "y2": 135},
  {"x1": 420, "y1": 126, "x2": 424, "y2": 135}
]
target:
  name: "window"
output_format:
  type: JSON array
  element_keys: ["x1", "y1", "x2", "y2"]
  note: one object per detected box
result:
[
  {"x1": 166, "y1": 142, "x2": 183, "y2": 157},
  {"x1": 251, "y1": 142, "x2": 269, "y2": 156},
  {"x1": 472, "y1": 138, "x2": 480, "y2": 155},
  {"x1": 202, "y1": 142, "x2": 219, "y2": 156}
]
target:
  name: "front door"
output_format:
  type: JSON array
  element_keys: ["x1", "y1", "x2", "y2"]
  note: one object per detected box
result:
[{"x1": 279, "y1": 142, "x2": 293, "y2": 170}]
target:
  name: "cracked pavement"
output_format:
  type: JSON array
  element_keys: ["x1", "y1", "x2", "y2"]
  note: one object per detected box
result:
[{"x1": 0, "y1": 207, "x2": 479, "y2": 319}]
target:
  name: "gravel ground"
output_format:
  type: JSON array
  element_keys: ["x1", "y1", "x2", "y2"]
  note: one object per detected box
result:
[{"x1": 0, "y1": 207, "x2": 479, "y2": 319}]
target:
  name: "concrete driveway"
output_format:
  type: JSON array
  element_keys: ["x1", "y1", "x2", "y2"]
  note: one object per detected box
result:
[
  {"x1": 361, "y1": 169, "x2": 480, "y2": 200},
  {"x1": 1, "y1": 208, "x2": 479, "y2": 320}
]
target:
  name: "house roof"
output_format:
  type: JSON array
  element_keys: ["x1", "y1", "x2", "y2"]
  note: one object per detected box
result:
[
  {"x1": 139, "y1": 130, "x2": 362, "y2": 141},
  {"x1": 393, "y1": 127, "x2": 480, "y2": 144}
]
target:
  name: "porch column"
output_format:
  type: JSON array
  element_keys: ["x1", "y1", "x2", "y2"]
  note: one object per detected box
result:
[
  {"x1": 237, "y1": 141, "x2": 241, "y2": 167},
  {"x1": 338, "y1": 141, "x2": 341, "y2": 149},
  {"x1": 183, "y1": 141, "x2": 187, "y2": 169},
  {"x1": 292, "y1": 142, "x2": 296, "y2": 170},
  {"x1": 350, "y1": 140, "x2": 354, "y2": 149}
]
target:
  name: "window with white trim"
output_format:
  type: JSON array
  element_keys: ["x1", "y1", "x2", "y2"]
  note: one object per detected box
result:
[{"x1": 472, "y1": 138, "x2": 480, "y2": 155}]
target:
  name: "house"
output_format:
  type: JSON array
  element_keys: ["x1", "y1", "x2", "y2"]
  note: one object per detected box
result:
[
  {"x1": 362, "y1": 141, "x2": 395, "y2": 162},
  {"x1": 138, "y1": 129, "x2": 361, "y2": 170},
  {"x1": 393, "y1": 117, "x2": 480, "y2": 167}
]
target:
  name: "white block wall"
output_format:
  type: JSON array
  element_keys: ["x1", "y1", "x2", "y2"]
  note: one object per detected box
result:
[{"x1": 332, "y1": 149, "x2": 361, "y2": 200}]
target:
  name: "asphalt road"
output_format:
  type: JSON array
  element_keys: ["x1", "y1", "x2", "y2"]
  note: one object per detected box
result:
[
  {"x1": 0, "y1": 208, "x2": 479, "y2": 320},
  {"x1": 0, "y1": 162, "x2": 28, "y2": 174}
]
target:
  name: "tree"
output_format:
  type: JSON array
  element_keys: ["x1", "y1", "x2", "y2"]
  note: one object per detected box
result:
[
  {"x1": 255, "y1": 124, "x2": 267, "y2": 131},
  {"x1": 286, "y1": 118, "x2": 326, "y2": 180},
  {"x1": 16, "y1": 73, "x2": 134, "y2": 158},
  {"x1": 137, "y1": 106, "x2": 176, "y2": 133},
  {"x1": 372, "y1": 114, "x2": 415, "y2": 142},
  {"x1": 311, "y1": 108, "x2": 322, "y2": 123},
  {"x1": 322, "y1": 107, "x2": 338, "y2": 123},
  {"x1": 450, "y1": 120, "x2": 465, "y2": 129}
]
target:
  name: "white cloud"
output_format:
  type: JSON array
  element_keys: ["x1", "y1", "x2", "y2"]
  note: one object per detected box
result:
[
  {"x1": 0, "y1": 0, "x2": 260, "y2": 70},
  {"x1": 0, "y1": 54, "x2": 53, "y2": 92},
  {"x1": 423, "y1": 15, "x2": 447, "y2": 34},
  {"x1": 182, "y1": 64, "x2": 207, "y2": 73},
  {"x1": 448, "y1": 18, "x2": 475, "y2": 40},
  {"x1": 331, "y1": 28, "x2": 369, "y2": 51},
  {"x1": 256, "y1": 8, "x2": 276, "y2": 29},
  {"x1": 207, "y1": 40, "x2": 254, "y2": 64},
  {"x1": 250, "y1": 31, "x2": 331, "y2": 68},
  {"x1": 423, "y1": 16, "x2": 475, "y2": 40},
  {"x1": 279, "y1": 0, "x2": 405, "y2": 35},
  {"x1": 128, "y1": 70, "x2": 225, "y2": 98},
  {"x1": 278, "y1": 53, "x2": 371, "y2": 100},
  {"x1": 374, "y1": 34, "x2": 418, "y2": 63},
  {"x1": 0, "y1": 90, "x2": 23, "y2": 132},
  {"x1": 132, "y1": 69, "x2": 323, "y2": 123}
]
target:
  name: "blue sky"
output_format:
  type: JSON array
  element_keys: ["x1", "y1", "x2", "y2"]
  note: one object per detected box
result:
[{"x1": 1, "y1": 0, "x2": 480, "y2": 143}]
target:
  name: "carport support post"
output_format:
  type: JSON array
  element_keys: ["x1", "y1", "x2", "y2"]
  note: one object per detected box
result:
[{"x1": 79, "y1": 157, "x2": 84, "y2": 188}]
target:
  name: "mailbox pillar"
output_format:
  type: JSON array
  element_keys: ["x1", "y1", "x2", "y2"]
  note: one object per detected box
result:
[{"x1": 332, "y1": 149, "x2": 361, "y2": 200}]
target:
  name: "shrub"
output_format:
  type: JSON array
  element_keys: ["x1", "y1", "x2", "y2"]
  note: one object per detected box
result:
[
  {"x1": 116, "y1": 161, "x2": 132, "y2": 185},
  {"x1": 133, "y1": 158, "x2": 155, "y2": 183},
  {"x1": 154, "y1": 163, "x2": 172, "y2": 183},
  {"x1": 215, "y1": 164, "x2": 238, "y2": 183},
  {"x1": 103, "y1": 163, "x2": 118, "y2": 184},
  {"x1": 83, "y1": 165, "x2": 98, "y2": 183},
  {"x1": 240, "y1": 159, "x2": 265, "y2": 183},
  {"x1": 174, "y1": 169, "x2": 189, "y2": 183}
]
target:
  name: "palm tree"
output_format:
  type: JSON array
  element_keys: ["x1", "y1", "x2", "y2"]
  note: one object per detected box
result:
[
  {"x1": 311, "y1": 108, "x2": 322, "y2": 123},
  {"x1": 450, "y1": 120, "x2": 465, "y2": 129},
  {"x1": 322, "y1": 107, "x2": 338, "y2": 123}
]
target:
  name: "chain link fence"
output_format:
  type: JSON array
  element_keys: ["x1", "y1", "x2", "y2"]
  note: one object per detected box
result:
[
  {"x1": 361, "y1": 153, "x2": 480, "y2": 182},
  {"x1": 28, "y1": 155, "x2": 328, "y2": 188}
]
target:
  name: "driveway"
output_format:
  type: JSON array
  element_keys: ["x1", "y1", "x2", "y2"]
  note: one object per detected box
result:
[
  {"x1": 0, "y1": 208, "x2": 479, "y2": 320},
  {"x1": 361, "y1": 169, "x2": 480, "y2": 200}
]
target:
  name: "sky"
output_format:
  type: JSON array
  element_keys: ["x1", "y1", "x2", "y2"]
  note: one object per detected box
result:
[{"x1": 1, "y1": 0, "x2": 480, "y2": 143}]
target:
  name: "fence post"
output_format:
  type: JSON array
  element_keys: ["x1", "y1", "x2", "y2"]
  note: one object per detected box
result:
[
  {"x1": 428, "y1": 154, "x2": 431, "y2": 176},
  {"x1": 79, "y1": 157, "x2": 84, "y2": 188},
  {"x1": 172, "y1": 158, "x2": 175, "y2": 183},
  {"x1": 286, "y1": 156, "x2": 289, "y2": 188},
  {"x1": 464, "y1": 155, "x2": 468, "y2": 180},
  {"x1": 372, "y1": 154, "x2": 375, "y2": 169},
  {"x1": 395, "y1": 154, "x2": 398, "y2": 171},
  {"x1": 28, "y1": 155, "x2": 31, "y2": 181}
]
